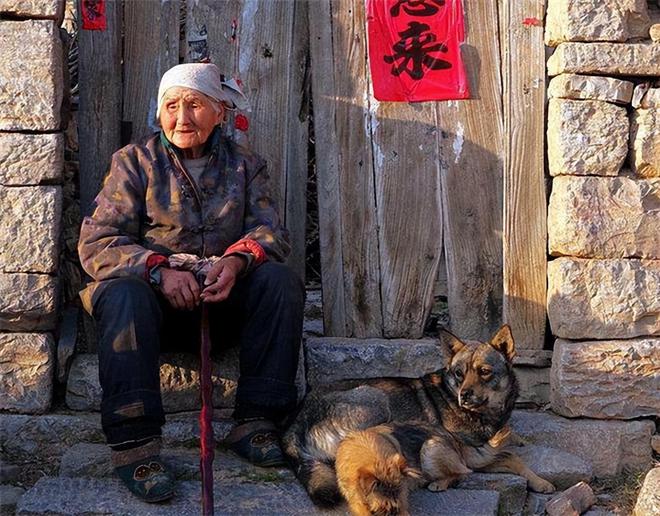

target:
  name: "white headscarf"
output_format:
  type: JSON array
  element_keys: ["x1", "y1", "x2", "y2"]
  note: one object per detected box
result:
[{"x1": 156, "y1": 63, "x2": 249, "y2": 118}]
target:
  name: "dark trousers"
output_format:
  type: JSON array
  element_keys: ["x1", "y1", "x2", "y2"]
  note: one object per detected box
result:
[{"x1": 92, "y1": 262, "x2": 305, "y2": 446}]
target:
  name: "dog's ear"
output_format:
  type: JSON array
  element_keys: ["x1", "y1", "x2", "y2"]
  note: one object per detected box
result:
[
  {"x1": 392, "y1": 453, "x2": 407, "y2": 469},
  {"x1": 357, "y1": 467, "x2": 377, "y2": 493},
  {"x1": 489, "y1": 324, "x2": 515, "y2": 362},
  {"x1": 439, "y1": 327, "x2": 465, "y2": 355}
]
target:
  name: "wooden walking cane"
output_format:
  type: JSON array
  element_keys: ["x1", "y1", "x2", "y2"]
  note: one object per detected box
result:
[
  {"x1": 167, "y1": 254, "x2": 221, "y2": 515},
  {"x1": 200, "y1": 303, "x2": 214, "y2": 516}
]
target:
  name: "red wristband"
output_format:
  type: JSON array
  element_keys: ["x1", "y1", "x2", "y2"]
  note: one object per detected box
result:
[
  {"x1": 145, "y1": 253, "x2": 169, "y2": 280},
  {"x1": 222, "y1": 239, "x2": 267, "y2": 266}
]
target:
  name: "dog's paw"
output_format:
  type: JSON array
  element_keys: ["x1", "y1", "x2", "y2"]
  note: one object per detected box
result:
[
  {"x1": 427, "y1": 480, "x2": 450, "y2": 492},
  {"x1": 508, "y1": 430, "x2": 526, "y2": 447},
  {"x1": 530, "y1": 478, "x2": 556, "y2": 494}
]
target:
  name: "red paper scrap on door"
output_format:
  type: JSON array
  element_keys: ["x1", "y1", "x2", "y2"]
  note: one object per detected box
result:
[
  {"x1": 367, "y1": 0, "x2": 470, "y2": 102},
  {"x1": 81, "y1": 0, "x2": 107, "y2": 31}
]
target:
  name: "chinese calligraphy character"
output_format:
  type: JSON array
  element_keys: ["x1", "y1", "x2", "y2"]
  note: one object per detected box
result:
[
  {"x1": 188, "y1": 24, "x2": 210, "y2": 62},
  {"x1": 390, "y1": 0, "x2": 445, "y2": 17},
  {"x1": 383, "y1": 21, "x2": 452, "y2": 80},
  {"x1": 83, "y1": 0, "x2": 103, "y2": 20}
]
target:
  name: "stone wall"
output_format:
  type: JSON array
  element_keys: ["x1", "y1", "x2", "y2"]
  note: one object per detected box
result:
[
  {"x1": 0, "y1": 0, "x2": 65, "y2": 413},
  {"x1": 546, "y1": 0, "x2": 660, "y2": 422}
]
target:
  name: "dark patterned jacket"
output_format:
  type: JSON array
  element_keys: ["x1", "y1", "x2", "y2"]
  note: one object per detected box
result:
[{"x1": 78, "y1": 129, "x2": 289, "y2": 313}]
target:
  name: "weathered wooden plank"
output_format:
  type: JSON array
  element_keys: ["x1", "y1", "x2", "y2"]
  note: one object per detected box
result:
[
  {"x1": 123, "y1": 0, "x2": 180, "y2": 143},
  {"x1": 185, "y1": 0, "x2": 241, "y2": 66},
  {"x1": 437, "y1": 0, "x2": 504, "y2": 341},
  {"x1": 282, "y1": 1, "x2": 309, "y2": 282},
  {"x1": 307, "y1": 0, "x2": 347, "y2": 336},
  {"x1": 371, "y1": 103, "x2": 443, "y2": 338},
  {"x1": 77, "y1": 0, "x2": 121, "y2": 216},
  {"x1": 186, "y1": 0, "x2": 307, "y2": 279},
  {"x1": 309, "y1": 0, "x2": 383, "y2": 337},
  {"x1": 501, "y1": 1, "x2": 547, "y2": 349}
]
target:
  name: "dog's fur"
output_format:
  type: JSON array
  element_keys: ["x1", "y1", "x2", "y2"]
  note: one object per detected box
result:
[
  {"x1": 283, "y1": 325, "x2": 555, "y2": 513},
  {"x1": 335, "y1": 426, "x2": 422, "y2": 516}
]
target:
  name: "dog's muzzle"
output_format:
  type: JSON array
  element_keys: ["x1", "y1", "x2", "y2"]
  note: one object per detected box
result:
[{"x1": 459, "y1": 389, "x2": 487, "y2": 411}]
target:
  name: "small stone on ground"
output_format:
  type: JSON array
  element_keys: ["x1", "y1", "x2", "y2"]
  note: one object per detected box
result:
[
  {"x1": 545, "y1": 481, "x2": 596, "y2": 516},
  {"x1": 0, "y1": 484, "x2": 25, "y2": 514},
  {"x1": 457, "y1": 473, "x2": 526, "y2": 515}
]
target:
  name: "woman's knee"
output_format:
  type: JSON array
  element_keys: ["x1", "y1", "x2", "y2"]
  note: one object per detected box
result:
[
  {"x1": 93, "y1": 277, "x2": 160, "y2": 317},
  {"x1": 250, "y1": 263, "x2": 304, "y2": 301},
  {"x1": 94, "y1": 278, "x2": 162, "y2": 359},
  {"x1": 92, "y1": 278, "x2": 164, "y2": 345}
]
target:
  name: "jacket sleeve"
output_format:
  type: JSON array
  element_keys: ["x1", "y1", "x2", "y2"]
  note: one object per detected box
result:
[
  {"x1": 230, "y1": 158, "x2": 291, "y2": 265},
  {"x1": 78, "y1": 147, "x2": 157, "y2": 281}
]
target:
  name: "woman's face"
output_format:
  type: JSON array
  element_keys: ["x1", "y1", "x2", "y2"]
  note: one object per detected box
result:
[{"x1": 159, "y1": 87, "x2": 225, "y2": 158}]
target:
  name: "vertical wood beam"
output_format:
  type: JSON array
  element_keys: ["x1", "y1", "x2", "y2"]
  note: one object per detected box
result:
[
  {"x1": 282, "y1": 1, "x2": 309, "y2": 282},
  {"x1": 371, "y1": 104, "x2": 444, "y2": 338},
  {"x1": 186, "y1": 0, "x2": 308, "y2": 279},
  {"x1": 501, "y1": 0, "x2": 547, "y2": 349},
  {"x1": 123, "y1": 0, "x2": 180, "y2": 143},
  {"x1": 309, "y1": 0, "x2": 383, "y2": 337},
  {"x1": 437, "y1": 0, "x2": 505, "y2": 341},
  {"x1": 78, "y1": 0, "x2": 121, "y2": 215}
]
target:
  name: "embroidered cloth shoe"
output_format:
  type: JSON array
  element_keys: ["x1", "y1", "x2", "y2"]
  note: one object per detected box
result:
[
  {"x1": 114, "y1": 456, "x2": 175, "y2": 502},
  {"x1": 225, "y1": 419, "x2": 287, "y2": 467},
  {"x1": 111, "y1": 440, "x2": 174, "y2": 503}
]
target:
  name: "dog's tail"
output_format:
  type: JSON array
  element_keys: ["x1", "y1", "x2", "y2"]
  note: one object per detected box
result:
[
  {"x1": 297, "y1": 457, "x2": 341, "y2": 507},
  {"x1": 282, "y1": 428, "x2": 341, "y2": 507}
]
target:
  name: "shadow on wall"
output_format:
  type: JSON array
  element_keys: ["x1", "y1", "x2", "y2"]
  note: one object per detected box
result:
[{"x1": 310, "y1": 11, "x2": 506, "y2": 342}]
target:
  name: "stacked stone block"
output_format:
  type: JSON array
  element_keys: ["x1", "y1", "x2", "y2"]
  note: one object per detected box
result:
[
  {"x1": 546, "y1": 0, "x2": 659, "y2": 427},
  {"x1": 0, "y1": 2, "x2": 65, "y2": 414}
]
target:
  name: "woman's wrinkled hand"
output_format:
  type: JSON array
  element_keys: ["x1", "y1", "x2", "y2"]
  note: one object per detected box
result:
[
  {"x1": 200, "y1": 256, "x2": 246, "y2": 303},
  {"x1": 159, "y1": 268, "x2": 201, "y2": 310}
]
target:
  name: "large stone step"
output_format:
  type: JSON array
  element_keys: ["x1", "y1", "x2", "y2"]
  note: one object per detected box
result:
[
  {"x1": 305, "y1": 338, "x2": 552, "y2": 407},
  {"x1": 60, "y1": 290, "x2": 324, "y2": 415},
  {"x1": 65, "y1": 346, "x2": 308, "y2": 414},
  {"x1": 59, "y1": 443, "x2": 296, "y2": 484},
  {"x1": 66, "y1": 352, "x2": 240, "y2": 412},
  {"x1": 304, "y1": 337, "x2": 448, "y2": 385},
  {"x1": 16, "y1": 477, "x2": 501, "y2": 516},
  {"x1": 455, "y1": 443, "x2": 593, "y2": 511},
  {"x1": 515, "y1": 445, "x2": 592, "y2": 489},
  {"x1": 57, "y1": 441, "x2": 595, "y2": 515},
  {"x1": 511, "y1": 410, "x2": 655, "y2": 477},
  {"x1": 2, "y1": 410, "x2": 604, "y2": 487},
  {"x1": 63, "y1": 339, "x2": 552, "y2": 415},
  {"x1": 0, "y1": 412, "x2": 232, "y2": 464}
]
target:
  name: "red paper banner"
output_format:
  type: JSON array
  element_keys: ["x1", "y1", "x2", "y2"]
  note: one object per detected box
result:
[
  {"x1": 367, "y1": 0, "x2": 469, "y2": 102},
  {"x1": 81, "y1": 0, "x2": 107, "y2": 31}
]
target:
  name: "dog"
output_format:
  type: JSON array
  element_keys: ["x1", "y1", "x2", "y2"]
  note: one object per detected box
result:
[
  {"x1": 335, "y1": 425, "x2": 423, "y2": 516},
  {"x1": 282, "y1": 324, "x2": 555, "y2": 512},
  {"x1": 334, "y1": 421, "x2": 505, "y2": 516},
  {"x1": 335, "y1": 419, "x2": 514, "y2": 516}
]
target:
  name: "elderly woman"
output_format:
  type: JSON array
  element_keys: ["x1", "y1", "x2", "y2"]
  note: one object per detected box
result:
[{"x1": 78, "y1": 63, "x2": 304, "y2": 502}]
